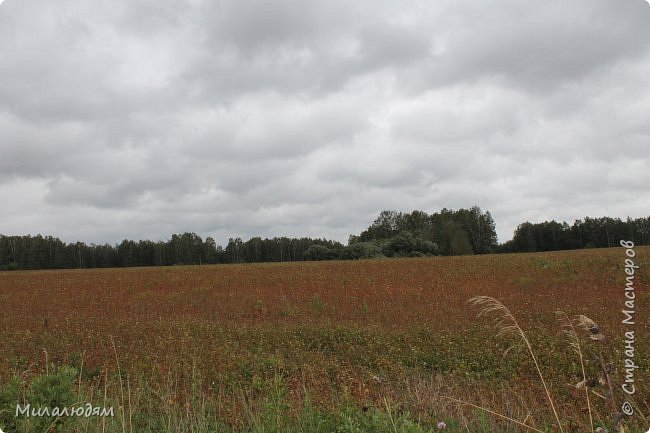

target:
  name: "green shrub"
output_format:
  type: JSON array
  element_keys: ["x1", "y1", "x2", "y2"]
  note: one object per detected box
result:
[
  {"x1": 3, "y1": 365, "x2": 80, "y2": 433},
  {"x1": 0, "y1": 376, "x2": 21, "y2": 432}
]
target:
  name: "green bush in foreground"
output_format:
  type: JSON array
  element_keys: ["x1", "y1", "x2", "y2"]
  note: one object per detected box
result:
[{"x1": 1, "y1": 365, "x2": 80, "y2": 433}]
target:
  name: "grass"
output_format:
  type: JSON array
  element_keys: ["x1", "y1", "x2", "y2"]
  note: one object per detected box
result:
[
  {"x1": 0, "y1": 247, "x2": 648, "y2": 432},
  {"x1": 3, "y1": 365, "x2": 606, "y2": 433}
]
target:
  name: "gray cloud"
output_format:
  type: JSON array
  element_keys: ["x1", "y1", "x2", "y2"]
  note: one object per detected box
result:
[{"x1": 0, "y1": 0, "x2": 649, "y2": 245}]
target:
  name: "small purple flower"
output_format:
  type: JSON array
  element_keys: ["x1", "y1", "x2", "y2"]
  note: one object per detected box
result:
[{"x1": 437, "y1": 420, "x2": 447, "y2": 430}]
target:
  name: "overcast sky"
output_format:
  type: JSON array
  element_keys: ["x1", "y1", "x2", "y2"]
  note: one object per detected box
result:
[{"x1": 1, "y1": 0, "x2": 649, "y2": 246}]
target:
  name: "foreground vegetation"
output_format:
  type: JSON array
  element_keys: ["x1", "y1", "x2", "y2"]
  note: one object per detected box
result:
[{"x1": 0, "y1": 247, "x2": 648, "y2": 432}]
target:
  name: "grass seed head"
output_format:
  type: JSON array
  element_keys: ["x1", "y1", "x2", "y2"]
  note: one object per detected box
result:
[
  {"x1": 557, "y1": 311, "x2": 582, "y2": 354},
  {"x1": 576, "y1": 315, "x2": 602, "y2": 336},
  {"x1": 469, "y1": 296, "x2": 523, "y2": 355}
]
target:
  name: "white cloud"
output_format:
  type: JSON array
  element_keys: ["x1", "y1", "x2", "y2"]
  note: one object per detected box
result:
[{"x1": 0, "y1": 0, "x2": 649, "y2": 245}]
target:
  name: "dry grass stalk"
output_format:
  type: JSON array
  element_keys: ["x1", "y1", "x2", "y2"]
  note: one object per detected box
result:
[
  {"x1": 438, "y1": 395, "x2": 545, "y2": 433},
  {"x1": 557, "y1": 310, "x2": 594, "y2": 433},
  {"x1": 110, "y1": 335, "x2": 127, "y2": 433},
  {"x1": 577, "y1": 316, "x2": 623, "y2": 433},
  {"x1": 469, "y1": 295, "x2": 565, "y2": 433}
]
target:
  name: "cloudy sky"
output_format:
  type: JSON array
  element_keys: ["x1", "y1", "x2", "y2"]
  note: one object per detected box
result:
[{"x1": 1, "y1": 0, "x2": 649, "y2": 245}]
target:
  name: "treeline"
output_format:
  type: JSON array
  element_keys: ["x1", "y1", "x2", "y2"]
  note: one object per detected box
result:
[
  {"x1": 1, "y1": 209, "x2": 648, "y2": 270},
  {"x1": 500, "y1": 216, "x2": 650, "y2": 253},
  {"x1": 0, "y1": 233, "x2": 344, "y2": 270},
  {"x1": 0, "y1": 206, "x2": 495, "y2": 270}
]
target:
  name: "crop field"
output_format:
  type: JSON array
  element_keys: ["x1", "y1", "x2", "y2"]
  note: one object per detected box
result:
[{"x1": 0, "y1": 247, "x2": 648, "y2": 432}]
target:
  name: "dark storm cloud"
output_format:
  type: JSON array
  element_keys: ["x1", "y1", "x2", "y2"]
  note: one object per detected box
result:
[{"x1": 0, "y1": 0, "x2": 649, "y2": 244}]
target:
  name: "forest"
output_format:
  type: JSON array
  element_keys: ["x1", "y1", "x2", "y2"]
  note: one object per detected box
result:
[{"x1": 1, "y1": 206, "x2": 648, "y2": 270}]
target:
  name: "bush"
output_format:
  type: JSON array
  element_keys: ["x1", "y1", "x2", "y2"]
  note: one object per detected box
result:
[
  {"x1": 0, "y1": 377, "x2": 21, "y2": 432},
  {"x1": 304, "y1": 244, "x2": 338, "y2": 261},
  {"x1": 2, "y1": 365, "x2": 80, "y2": 433},
  {"x1": 343, "y1": 242, "x2": 384, "y2": 259}
]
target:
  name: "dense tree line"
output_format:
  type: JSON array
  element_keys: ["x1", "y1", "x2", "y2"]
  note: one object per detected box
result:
[
  {"x1": 349, "y1": 206, "x2": 497, "y2": 258},
  {"x1": 500, "y1": 216, "x2": 650, "y2": 253},
  {"x1": 0, "y1": 206, "x2": 495, "y2": 270},
  {"x1": 0, "y1": 233, "x2": 345, "y2": 270},
  {"x1": 1, "y1": 209, "x2": 647, "y2": 270}
]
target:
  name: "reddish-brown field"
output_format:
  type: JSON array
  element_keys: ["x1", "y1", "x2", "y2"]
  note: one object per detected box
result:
[{"x1": 0, "y1": 247, "x2": 648, "y2": 431}]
